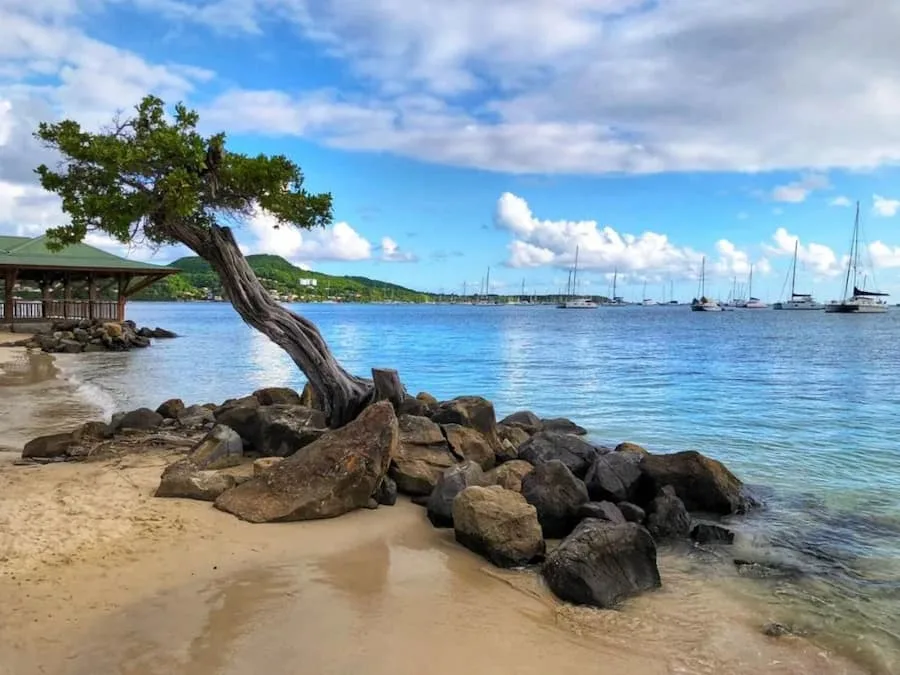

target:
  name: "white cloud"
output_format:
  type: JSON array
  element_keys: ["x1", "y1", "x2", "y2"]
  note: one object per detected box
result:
[
  {"x1": 494, "y1": 192, "x2": 760, "y2": 280},
  {"x1": 771, "y1": 174, "x2": 829, "y2": 203},
  {"x1": 830, "y1": 196, "x2": 852, "y2": 207},
  {"x1": 873, "y1": 194, "x2": 900, "y2": 217},
  {"x1": 764, "y1": 227, "x2": 844, "y2": 277},
  {"x1": 245, "y1": 208, "x2": 372, "y2": 262},
  {"x1": 869, "y1": 241, "x2": 900, "y2": 269},
  {"x1": 379, "y1": 236, "x2": 417, "y2": 262}
]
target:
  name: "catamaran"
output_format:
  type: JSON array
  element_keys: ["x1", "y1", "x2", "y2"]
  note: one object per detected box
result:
[
  {"x1": 557, "y1": 246, "x2": 598, "y2": 309},
  {"x1": 641, "y1": 282, "x2": 656, "y2": 306},
  {"x1": 691, "y1": 256, "x2": 723, "y2": 312},
  {"x1": 773, "y1": 240, "x2": 823, "y2": 310},
  {"x1": 743, "y1": 264, "x2": 767, "y2": 309},
  {"x1": 825, "y1": 201, "x2": 889, "y2": 314}
]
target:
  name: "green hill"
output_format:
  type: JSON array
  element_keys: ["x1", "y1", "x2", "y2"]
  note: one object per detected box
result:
[{"x1": 136, "y1": 254, "x2": 432, "y2": 303}]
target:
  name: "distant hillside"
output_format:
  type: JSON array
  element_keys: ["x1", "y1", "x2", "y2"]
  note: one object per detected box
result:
[{"x1": 136, "y1": 254, "x2": 432, "y2": 302}]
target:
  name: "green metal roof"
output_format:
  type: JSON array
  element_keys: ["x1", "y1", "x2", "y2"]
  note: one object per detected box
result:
[{"x1": 0, "y1": 235, "x2": 176, "y2": 274}]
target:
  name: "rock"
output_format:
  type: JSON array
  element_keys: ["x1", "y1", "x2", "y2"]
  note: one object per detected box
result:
[
  {"x1": 365, "y1": 498, "x2": 379, "y2": 510},
  {"x1": 59, "y1": 338, "x2": 83, "y2": 353},
  {"x1": 691, "y1": 522, "x2": 735, "y2": 545},
  {"x1": 156, "y1": 398, "x2": 186, "y2": 419},
  {"x1": 188, "y1": 425, "x2": 244, "y2": 470},
  {"x1": 442, "y1": 423, "x2": 496, "y2": 470},
  {"x1": 540, "y1": 417, "x2": 588, "y2": 436},
  {"x1": 584, "y1": 452, "x2": 643, "y2": 503},
  {"x1": 253, "y1": 387, "x2": 302, "y2": 406},
  {"x1": 177, "y1": 404, "x2": 216, "y2": 428},
  {"x1": 72, "y1": 421, "x2": 112, "y2": 443},
  {"x1": 426, "y1": 460, "x2": 485, "y2": 528},
  {"x1": 517, "y1": 431, "x2": 601, "y2": 479},
  {"x1": 497, "y1": 424, "x2": 531, "y2": 452},
  {"x1": 375, "y1": 476, "x2": 398, "y2": 506},
  {"x1": 137, "y1": 327, "x2": 153, "y2": 338},
  {"x1": 155, "y1": 459, "x2": 237, "y2": 501},
  {"x1": 452, "y1": 486, "x2": 545, "y2": 568},
  {"x1": 398, "y1": 395, "x2": 429, "y2": 417},
  {"x1": 763, "y1": 622, "x2": 794, "y2": 638},
  {"x1": 521, "y1": 460, "x2": 589, "y2": 539},
  {"x1": 116, "y1": 407, "x2": 164, "y2": 431},
  {"x1": 254, "y1": 405, "x2": 327, "y2": 457},
  {"x1": 253, "y1": 457, "x2": 284, "y2": 476},
  {"x1": 495, "y1": 438, "x2": 519, "y2": 464},
  {"x1": 617, "y1": 502, "x2": 646, "y2": 524},
  {"x1": 485, "y1": 459, "x2": 534, "y2": 492},
  {"x1": 615, "y1": 441, "x2": 649, "y2": 456},
  {"x1": 103, "y1": 322, "x2": 122, "y2": 338},
  {"x1": 214, "y1": 401, "x2": 398, "y2": 523},
  {"x1": 83, "y1": 343, "x2": 107, "y2": 353},
  {"x1": 430, "y1": 396, "x2": 501, "y2": 451},
  {"x1": 416, "y1": 391, "x2": 438, "y2": 407},
  {"x1": 499, "y1": 410, "x2": 543, "y2": 434},
  {"x1": 542, "y1": 520, "x2": 661, "y2": 608},
  {"x1": 639, "y1": 450, "x2": 746, "y2": 515},
  {"x1": 131, "y1": 335, "x2": 151, "y2": 348},
  {"x1": 646, "y1": 486, "x2": 692, "y2": 540},
  {"x1": 151, "y1": 327, "x2": 177, "y2": 338},
  {"x1": 214, "y1": 402, "x2": 262, "y2": 448},
  {"x1": 389, "y1": 414, "x2": 457, "y2": 496},
  {"x1": 22, "y1": 432, "x2": 74, "y2": 459},
  {"x1": 578, "y1": 501, "x2": 626, "y2": 525},
  {"x1": 299, "y1": 382, "x2": 322, "y2": 410}
]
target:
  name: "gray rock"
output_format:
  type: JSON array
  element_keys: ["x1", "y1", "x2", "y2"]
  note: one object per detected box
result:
[
  {"x1": 426, "y1": 460, "x2": 485, "y2": 528},
  {"x1": 442, "y1": 423, "x2": 496, "y2": 470},
  {"x1": 156, "y1": 398, "x2": 186, "y2": 419},
  {"x1": 59, "y1": 338, "x2": 83, "y2": 353},
  {"x1": 578, "y1": 501, "x2": 626, "y2": 525},
  {"x1": 484, "y1": 459, "x2": 534, "y2": 492},
  {"x1": 521, "y1": 459, "x2": 589, "y2": 539},
  {"x1": 639, "y1": 450, "x2": 747, "y2": 515},
  {"x1": 518, "y1": 431, "x2": 601, "y2": 479},
  {"x1": 499, "y1": 410, "x2": 543, "y2": 434},
  {"x1": 254, "y1": 404, "x2": 327, "y2": 457},
  {"x1": 155, "y1": 459, "x2": 237, "y2": 501},
  {"x1": 375, "y1": 475, "x2": 398, "y2": 506},
  {"x1": 690, "y1": 522, "x2": 735, "y2": 545},
  {"x1": 646, "y1": 486, "x2": 692, "y2": 540},
  {"x1": 188, "y1": 424, "x2": 244, "y2": 470},
  {"x1": 177, "y1": 404, "x2": 216, "y2": 428},
  {"x1": 22, "y1": 432, "x2": 74, "y2": 459},
  {"x1": 253, "y1": 386, "x2": 302, "y2": 406},
  {"x1": 116, "y1": 408, "x2": 164, "y2": 431},
  {"x1": 584, "y1": 452, "x2": 643, "y2": 503},
  {"x1": 540, "y1": 417, "x2": 588, "y2": 435},
  {"x1": 617, "y1": 502, "x2": 646, "y2": 524},
  {"x1": 543, "y1": 520, "x2": 661, "y2": 608},
  {"x1": 453, "y1": 486, "x2": 545, "y2": 568},
  {"x1": 389, "y1": 414, "x2": 457, "y2": 496}
]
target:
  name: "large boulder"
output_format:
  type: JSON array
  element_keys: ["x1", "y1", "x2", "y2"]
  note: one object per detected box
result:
[
  {"x1": 485, "y1": 459, "x2": 534, "y2": 492},
  {"x1": 254, "y1": 404, "x2": 327, "y2": 457},
  {"x1": 540, "y1": 417, "x2": 588, "y2": 436},
  {"x1": 520, "y1": 460, "x2": 589, "y2": 539},
  {"x1": 156, "y1": 398, "x2": 185, "y2": 419},
  {"x1": 578, "y1": 501, "x2": 626, "y2": 525},
  {"x1": 517, "y1": 431, "x2": 601, "y2": 479},
  {"x1": 188, "y1": 424, "x2": 244, "y2": 470},
  {"x1": 22, "y1": 432, "x2": 75, "y2": 459},
  {"x1": 214, "y1": 401, "x2": 262, "y2": 447},
  {"x1": 253, "y1": 387, "x2": 302, "y2": 406},
  {"x1": 426, "y1": 460, "x2": 485, "y2": 528},
  {"x1": 646, "y1": 486, "x2": 691, "y2": 540},
  {"x1": 155, "y1": 459, "x2": 237, "y2": 502},
  {"x1": 499, "y1": 410, "x2": 543, "y2": 434},
  {"x1": 690, "y1": 522, "x2": 735, "y2": 545},
  {"x1": 497, "y1": 424, "x2": 531, "y2": 451},
  {"x1": 398, "y1": 395, "x2": 429, "y2": 417},
  {"x1": 389, "y1": 415, "x2": 457, "y2": 496},
  {"x1": 617, "y1": 502, "x2": 646, "y2": 524},
  {"x1": 584, "y1": 452, "x2": 643, "y2": 503},
  {"x1": 442, "y1": 423, "x2": 496, "y2": 470},
  {"x1": 542, "y1": 520, "x2": 661, "y2": 608},
  {"x1": 639, "y1": 451, "x2": 746, "y2": 515},
  {"x1": 214, "y1": 401, "x2": 398, "y2": 523},
  {"x1": 116, "y1": 408, "x2": 164, "y2": 431},
  {"x1": 615, "y1": 441, "x2": 649, "y2": 456},
  {"x1": 452, "y1": 486, "x2": 545, "y2": 568},
  {"x1": 177, "y1": 404, "x2": 216, "y2": 429},
  {"x1": 430, "y1": 396, "x2": 501, "y2": 451}
]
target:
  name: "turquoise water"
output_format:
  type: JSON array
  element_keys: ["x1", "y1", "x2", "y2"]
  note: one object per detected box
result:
[{"x1": 62, "y1": 301, "x2": 900, "y2": 671}]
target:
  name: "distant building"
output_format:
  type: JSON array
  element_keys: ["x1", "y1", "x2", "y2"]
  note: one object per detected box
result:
[{"x1": 299, "y1": 278, "x2": 318, "y2": 287}]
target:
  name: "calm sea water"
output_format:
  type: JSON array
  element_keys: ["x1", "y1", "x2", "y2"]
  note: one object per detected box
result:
[{"x1": 59, "y1": 301, "x2": 900, "y2": 671}]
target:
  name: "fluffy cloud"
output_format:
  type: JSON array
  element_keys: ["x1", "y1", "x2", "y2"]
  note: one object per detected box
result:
[
  {"x1": 830, "y1": 196, "x2": 852, "y2": 207},
  {"x1": 868, "y1": 241, "x2": 900, "y2": 269},
  {"x1": 771, "y1": 174, "x2": 829, "y2": 203},
  {"x1": 764, "y1": 227, "x2": 844, "y2": 277},
  {"x1": 495, "y1": 192, "x2": 761, "y2": 280},
  {"x1": 873, "y1": 194, "x2": 900, "y2": 217},
  {"x1": 245, "y1": 208, "x2": 372, "y2": 263},
  {"x1": 379, "y1": 237, "x2": 417, "y2": 262}
]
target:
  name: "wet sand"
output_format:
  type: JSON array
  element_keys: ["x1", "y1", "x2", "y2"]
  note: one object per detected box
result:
[{"x1": 0, "y1": 348, "x2": 869, "y2": 675}]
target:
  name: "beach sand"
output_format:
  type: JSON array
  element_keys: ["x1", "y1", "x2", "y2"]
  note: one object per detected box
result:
[{"x1": 0, "y1": 351, "x2": 868, "y2": 675}]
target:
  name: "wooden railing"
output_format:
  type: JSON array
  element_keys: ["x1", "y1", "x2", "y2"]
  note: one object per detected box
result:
[{"x1": 0, "y1": 300, "x2": 120, "y2": 322}]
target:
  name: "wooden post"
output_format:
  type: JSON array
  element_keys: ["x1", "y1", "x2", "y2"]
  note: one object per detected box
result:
[
  {"x1": 63, "y1": 275, "x2": 71, "y2": 319},
  {"x1": 116, "y1": 275, "x2": 127, "y2": 322},
  {"x1": 3, "y1": 269, "x2": 16, "y2": 323},
  {"x1": 40, "y1": 276, "x2": 51, "y2": 319},
  {"x1": 88, "y1": 273, "x2": 96, "y2": 320}
]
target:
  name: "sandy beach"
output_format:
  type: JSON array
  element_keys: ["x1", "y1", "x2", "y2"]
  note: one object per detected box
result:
[{"x1": 0, "y1": 345, "x2": 869, "y2": 675}]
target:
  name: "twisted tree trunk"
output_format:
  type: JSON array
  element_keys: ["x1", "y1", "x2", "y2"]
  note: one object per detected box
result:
[{"x1": 168, "y1": 222, "x2": 375, "y2": 427}]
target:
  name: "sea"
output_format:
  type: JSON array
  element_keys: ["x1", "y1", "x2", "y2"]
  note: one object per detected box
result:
[{"x1": 40, "y1": 302, "x2": 900, "y2": 672}]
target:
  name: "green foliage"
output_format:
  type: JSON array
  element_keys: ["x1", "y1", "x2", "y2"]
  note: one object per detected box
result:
[
  {"x1": 135, "y1": 254, "x2": 433, "y2": 303},
  {"x1": 34, "y1": 95, "x2": 333, "y2": 251}
]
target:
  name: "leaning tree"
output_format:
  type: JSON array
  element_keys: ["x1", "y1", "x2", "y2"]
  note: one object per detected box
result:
[{"x1": 35, "y1": 95, "x2": 393, "y2": 427}]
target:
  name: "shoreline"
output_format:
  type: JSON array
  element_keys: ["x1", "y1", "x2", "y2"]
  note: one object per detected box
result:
[{"x1": 0, "y1": 341, "x2": 878, "y2": 674}]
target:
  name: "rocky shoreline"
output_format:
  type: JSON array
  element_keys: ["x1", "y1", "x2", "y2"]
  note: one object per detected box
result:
[
  {"x1": 19, "y1": 386, "x2": 757, "y2": 611},
  {"x1": 4, "y1": 319, "x2": 177, "y2": 353}
]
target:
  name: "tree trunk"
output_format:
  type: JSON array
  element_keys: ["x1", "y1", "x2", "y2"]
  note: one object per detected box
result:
[{"x1": 168, "y1": 222, "x2": 374, "y2": 427}]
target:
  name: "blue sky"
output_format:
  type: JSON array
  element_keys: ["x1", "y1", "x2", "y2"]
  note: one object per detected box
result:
[{"x1": 2, "y1": 0, "x2": 900, "y2": 301}]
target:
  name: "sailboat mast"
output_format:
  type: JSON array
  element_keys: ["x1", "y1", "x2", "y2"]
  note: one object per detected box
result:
[
  {"x1": 749, "y1": 264, "x2": 754, "y2": 299},
  {"x1": 701, "y1": 257, "x2": 706, "y2": 297},
  {"x1": 791, "y1": 240, "x2": 798, "y2": 297},
  {"x1": 573, "y1": 246, "x2": 580, "y2": 297},
  {"x1": 613, "y1": 267, "x2": 618, "y2": 300},
  {"x1": 842, "y1": 202, "x2": 859, "y2": 297},
  {"x1": 486, "y1": 267, "x2": 491, "y2": 297}
]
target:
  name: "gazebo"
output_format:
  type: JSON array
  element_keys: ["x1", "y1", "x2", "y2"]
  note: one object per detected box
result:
[{"x1": 0, "y1": 235, "x2": 177, "y2": 326}]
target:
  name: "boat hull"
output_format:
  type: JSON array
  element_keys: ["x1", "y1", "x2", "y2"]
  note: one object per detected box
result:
[
  {"x1": 825, "y1": 303, "x2": 888, "y2": 314},
  {"x1": 691, "y1": 304, "x2": 723, "y2": 312},
  {"x1": 773, "y1": 302, "x2": 824, "y2": 310}
]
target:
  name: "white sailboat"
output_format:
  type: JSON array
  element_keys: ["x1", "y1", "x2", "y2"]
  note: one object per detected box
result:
[
  {"x1": 557, "y1": 246, "x2": 598, "y2": 309},
  {"x1": 691, "y1": 256, "x2": 723, "y2": 312},
  {"x1": 641, "y1": 281, "x2": 656, "y2": 306},
  {"x1": 743, "y1": 264, "x2": 768, "y2": 309},
  {"x1": 773, "y1": 240, "x2": 824, "y2": 310},
  {"x1": 825, "y1": 201, "x2": 889, "y2": 314}
]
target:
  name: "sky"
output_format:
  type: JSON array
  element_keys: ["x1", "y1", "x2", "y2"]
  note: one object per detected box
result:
[{"x1": 2, "y1": 0, "x2": 900, "y2": 301}]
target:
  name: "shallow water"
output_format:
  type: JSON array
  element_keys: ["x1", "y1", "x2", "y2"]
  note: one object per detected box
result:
[{"x1": 15, "y1": 301, "x2": 900, "y2": 671}]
